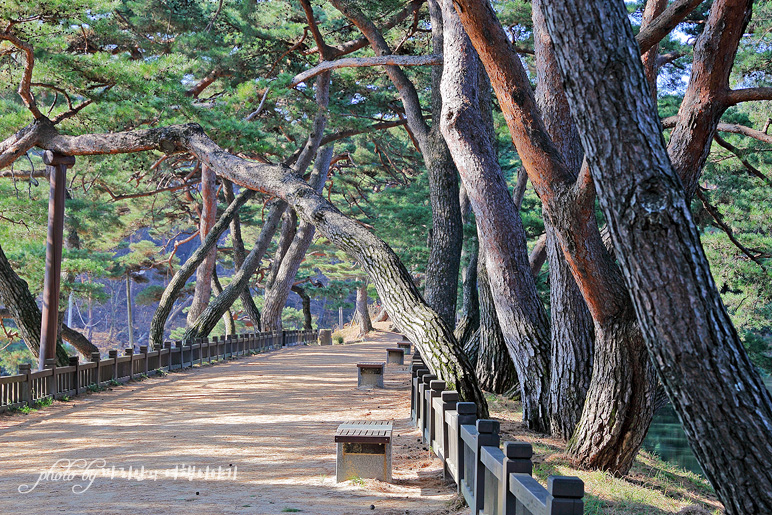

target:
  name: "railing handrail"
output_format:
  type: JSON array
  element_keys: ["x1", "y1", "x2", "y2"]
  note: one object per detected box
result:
[
  {"x1": 408, "y1": 352, "x2": 585, "y2": 514},
  {"x1": 0, "y1": 328, "x2": 323, "y2": 413}
]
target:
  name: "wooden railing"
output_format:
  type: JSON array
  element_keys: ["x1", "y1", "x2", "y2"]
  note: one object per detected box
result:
[
  {"x1": 0, "y1": 329, "x2": 318, "y2": 413},
  {"x1": 410, "y1": 353, "x2": 585, "y2": 515}
]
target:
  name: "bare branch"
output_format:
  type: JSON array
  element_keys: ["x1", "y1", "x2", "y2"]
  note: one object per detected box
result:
[
  {"x1": 713, "y1": 133, "x2": 772, "y2": 186},
  {"x1": 697, "y1": 189, "x2": 767, "y2": 270},
  {"x1": 0, "y1": 32, "x2": 43, "y2": 119},
  {"x1": 725, "y1": 87, "x2": 772, "y2": 106},
  {"x1": 289, "y1": 54, "x2": 443, "y2": 88},
  {"x1": 636, "y1": 0, "x2": 704, "y2": 54}
]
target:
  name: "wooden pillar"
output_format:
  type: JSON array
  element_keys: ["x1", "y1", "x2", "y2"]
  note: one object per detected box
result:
[{"x1": 39, "y1": 152, "x2": 75, "y2": 370}]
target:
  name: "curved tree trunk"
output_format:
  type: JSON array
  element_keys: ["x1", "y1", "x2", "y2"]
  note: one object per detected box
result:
[
  {"x1": 211, "y1": 269, "x2": 235, "y2": 336},
  {"x1": 354, "y1": 277, "x2": 373, "y2": 336},
  {"x1": 0, "y1": 244, "x2": 69, "y2": 365},
  {"x1": 149, "y1": 188, "x2": 255, "y2": 346},
  {"x1": 187, "y1": 164, "x2": 218, "y2": 325},
  {"x1": 541, "y1": 0, "x2": 772, "y2": 511},
  {"x1": 438, "y1": 1, "x2": 550, "y2": 431},
  {"x1": 454, "y1": 239, "x2": 479, "y2": 347},
  {"x1": 224, "y1": 180, "x2": 262, "y2": 330},
  {"x1": 291, "y1": 284, "x2": 313, "y2": 331},
  {"x1": 261, "y1": 145, "x2": 333, "y2": 331},
  {"x1": 454, "y1": 0, "x2": 655, "y2": 469},
  {"x1": 475, "y1": 247, "x2": 518, "y2": 394}
]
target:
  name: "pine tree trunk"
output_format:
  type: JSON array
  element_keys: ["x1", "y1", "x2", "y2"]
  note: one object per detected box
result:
[
  {"x1": 438, "y1": 0, "x2": 550, "y2": 430},
  {"x1": 261, "y1": 146, "x2": 333, "y2": 331},
  {"x1": 125, "y1": 273, "x2": 134, "y2": 348},
  {"x1": 224, "y1": 180, "x2": 262, "y2": 330},
  {"x1": 291, "y1": 284, "x2": 313, "y2": 331},
  {"x1": 355, "y1": 278, "x2": 373, "y2": 335},
  {"x1": 454, "y1": 240, "x2": 479, "y2": 347},
  {"x1": 187, "y1": 163, "x2": 218, "y2": 325},
  {"x1": 149, "y1": 188, "x2": 255, "y2": 346},
  {"x1": 211, "y1": 270, "x2": 235, "y2": 336},
  {"x1": 475, "y1": 247, "x2": 518, "y2": 394},
  {"x1": 540, "y1": 0, "x2": 772, "y2": 510}
]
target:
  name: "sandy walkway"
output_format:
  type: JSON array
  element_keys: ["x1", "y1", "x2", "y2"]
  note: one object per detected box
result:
[{"x1": 0, "y1": 328, "x2": 460, "y2": 515}]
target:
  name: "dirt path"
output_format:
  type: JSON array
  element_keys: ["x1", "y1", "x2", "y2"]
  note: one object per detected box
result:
[{"x1": 0, "y1": 326, "x2": 460, "y2": 515}]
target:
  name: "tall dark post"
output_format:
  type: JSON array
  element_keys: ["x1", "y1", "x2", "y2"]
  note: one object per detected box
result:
[{"x1": 39, "y1": 151, "x2": 75, "y2": 371}]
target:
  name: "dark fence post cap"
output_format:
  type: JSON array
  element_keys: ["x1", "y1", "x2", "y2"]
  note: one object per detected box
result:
[
  {"x1": 90, "y1": 352, "x2": 101, "y2": 362},
  {"x1": 548, "y1": 476, "x2": 584, "y2": 498},
  {"x1": 108, "y1": 350, "x2": 118, "y2": 357},
  {"x1": 421, "y1": 374, "x2": 437, "y2": 385},
  {"x1": 19, "y1": 363, "x2": 31, "y2": 373},
  {"x1": 124, "y1": 348, "x2": 134, "y2": 356},
  {"x1": 476, "y1": 419, "x2": 499, "y2": 434},
  {"x1": 429, "y1": 380, "x2": 446, "y2": 391},
  {"x1": 44, "y1": 358, "x2": 56, "y2": 368},
  {"x1": 504, "y1": 441, "x2": 533, "y2": 459},
  {"x1": 42, "y1": 151, "x2": 76, "y2": 167},
  {"x1": 456, "y1": 402, "x2": 477, "y2": 415},
  {"x1": 140, "y1": 346, "x2": 148, "y2": 353},
  {"x1": 441, "y1": 391, "x2": 459, "y2": 403},
  {"x1": 68, "y1": 356, "x2": 79, "y2": 366}
]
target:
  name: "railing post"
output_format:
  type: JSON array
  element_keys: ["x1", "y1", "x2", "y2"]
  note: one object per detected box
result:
[
  {"x1": 455, "y1": 401, "x2": 477, "y2": 494},
  {"x1": 140, "y1": 345, "x2": 149, "y2": 375},
  {"x1": 91, "y1": 351, "x2": 101, "y2": 385},
  {"x1": 109, "y1": 350, "x2": 118, "y2": 381},
  {"x1": 546, "y1": 477, "x2": 584, "y2": 515},
  {"x1": 125, "y1": 347, "x2": 134, "y2": 378},
  {"x1": 44, "y1": 358, "x2": 57, "y2": 398},
  {"x1": 412, "y1": 367, "x2": 429, "y2": 426},
  {"x1": 163, "y1": 342, "x2": 172, "y2": 369},
  {"x1": 440, "y1": 390, "x2": 458, "y2": 476},
  {"x1": 474, "y1": 419, "x2": 500, "y2": 514},
  {"x1": 19, "y1": 363, "x2": 31, "y2": 407},
  {"x1": 426, "y1": 379, "x2": 446, "y2": 446},
  {"x1": 69, "y1": 356, "x2": 80, "y2": 395},
  {"x1": 502, "y1": 442, "x2": 533, "y2": 514},
  {"x1": 419, "y1": 373, "x2": 437, "y2": 443}
]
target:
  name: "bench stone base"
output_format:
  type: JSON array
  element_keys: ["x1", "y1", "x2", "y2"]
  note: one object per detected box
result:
[
  {"x1": 357, "y1": 363, "x2": 385, "y2": 388},
  {"x1": 336, "y1": 442, "x2": 392, "y2": 482}
]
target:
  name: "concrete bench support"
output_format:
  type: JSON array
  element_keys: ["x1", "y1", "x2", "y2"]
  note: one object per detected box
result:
[
  {"x1": 386, "y1": 348, "x2": 405, "y2": 365},
  {"x1": 397, "y1": 341, "x2": 411, "y2": 355},
  {"x1": 357, "y1": 362, "x2": 385, "y2": 389},
  {"x1": 319, "y1": 329, "x2": 332, "y2": 346},
  {"x1": 335, "y1": 421, "x2": 393, "y2": 482}
]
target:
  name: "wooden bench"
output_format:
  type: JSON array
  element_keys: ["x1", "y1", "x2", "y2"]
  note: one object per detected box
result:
[
  {"x1": 335, "y1": 421, "x2": 393, "y2": 482},
  {"x1": 357, "y1": 362, "x2": 385, "y2": 388},
  {"x1": 386, "y1": 347, "x2": 405, "y2": 365}
]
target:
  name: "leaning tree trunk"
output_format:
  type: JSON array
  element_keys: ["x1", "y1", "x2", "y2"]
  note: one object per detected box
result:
[
  {"x1": 453, "y1": 239, "x2": 479, "y2": 348},
  {"x1": 354, "y1": 277, "x2": 373, "y2": 336},
  {"x1": 261, "y1": 146, "x2": 333, "y2": 331},
  {"x1": 0, "y1": 243, "x2": 68, "y2": 365},
  {"x1": 454, "y1": 0, "x2": 655, "y2": 470},
  {"x1": 541, "y1": 0, "x2": 772, "y2": 511},
  {"x1": 149, "y1": 188, "x2": 255, "y2": 346},
  {"x1": 532, "y1": 4, "x2": 595, "y2": 441},
  {"x1": 211, "y1": 270, "x2": 236, "y2": 336},
  {"x1": 125, "y1": 273, "x2": 134, "y2": 348},
  {"x1": 475, "y1": 246, "x2": 518, "y2": 394},
  {"x1": 438, "y1": 1, "x2": 551, "y2": 431},
  {"x1": 291, "y1": 284, "x2": 313, "y2": 331},
  {"x1": 187, "y1": 163, "x2": 218, "y2": 325},
  {"x1": 224, "y1": 179, "x2": 262, "y2": 330}
]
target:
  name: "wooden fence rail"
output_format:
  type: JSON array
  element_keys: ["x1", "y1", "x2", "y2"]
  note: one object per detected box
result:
[
  {"x1": 0, "y1": 329, "x2": 318, "y2": 413},
  {"x1": 409, "y1": 353, "x2": 585, "y2": 515}
]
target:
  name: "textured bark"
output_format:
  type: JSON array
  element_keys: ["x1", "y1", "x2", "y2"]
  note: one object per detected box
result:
[
  {"x1": 149, "y1": 188, "x2": 255, "y2": 346},
  {"x1": 291, "y1": 284, "x2": 313, "y2": 331},
  {"x1": 265, "y1": 209, "x2": 297, "y2": 293},
  {"x1": 211, "y1": 269, "x2": 235, "y2": 336},
  {"x1": 224, "y1": 180, "x2": 262, "y2": 330},
  {"x1": 439, "y1": 0, "x2": 550, "y2": 431},
  {"x1": 454, "y1": 240, "x2": 479, "y2": 348},
  {"x1": 262, "y1": 146, "x2": 333, "y2": 331},
  {"x1": 0, "y1": 244, "x2": 68, "y2": 365},
  {"x1": 60, "y1": 323, "x2": 99, "y2": 356},
  {"x1": 533, "y1": 2, "x2": 595, "y2": 441},
  {"x1": 187, "y1": 164, "x2": 218, "y2": 325},
  {"x1": 475, "y1": 247, "x2": 518, "y2": 394},
  {"x1": 455, "y1": 0, "x2": 655, "y2": 470},
  {"x1": 354, "y1": 278, "x2": 373, "y2": 335},
  {"x1": 667, "y1": 0, "x2": 753, "y2": 201},
  {"x1": 186, "y1": 199, "x2": 286, "y2": 338},
  {"x1": 541, "y1": 0, "x2": 772, "y2": 511},
  {"x1": 125, "y1": 274, "x2": 135, "y2": 348}
]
